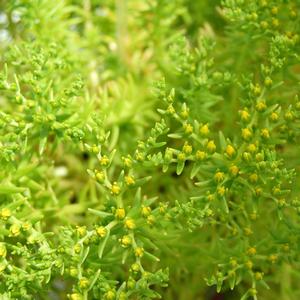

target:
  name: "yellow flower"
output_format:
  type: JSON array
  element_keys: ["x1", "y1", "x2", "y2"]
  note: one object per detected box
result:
[
  {"x1": 270, "y1": 112, "x2": 279, "y2": 121},
  {"x1": 79, "y1": 277, "x2": 89, "y2": 289},
  {"x1": 0, "y1": 243, "x2": 6, "y2": 258},
  {"x1": 122, "y1": 156, "x2": 132, "y2": 168},
  {"x1": 260, "y1": 21, "x2": 269, "y2": 29},
  {"x1": 272, "y1": 18, "x2": 279, "y2": 28},
  {"x1": 255, "y1": 272, "x2": 263, "y2": 281},
  {"x1": 247, "y1": 247, "x2": 256, "y2": 256},
  {"x1": 182, "y1": 142, "x2": 192, "y2": 154},
  {"x1": 230, "y1": 258, "x2": 237, "y2": 267},
  {"x1": 111, "y1": 183, "x2": 121, "y2": 195},
  {"x1": 115, "y1": 208, "x2": 125, "y2": 219},
  {"x1": 0, "y1": 208, "x2": 11, "y2": 220},
  {"x1": 74, "y1": 243, "x2": 81, "y2": 254},
  {"x1": 195, "y1": 150, "x2": 206, "y2": 160},
  {"x1": 124, "y1": 218, "x2": 136, "y2": 230},
  {"x1": 99, "y1": 155, "x2": 109, "y2": 166},
  {"x1": 199, "y1": 124, "x2": 210, "y2": 136},
  {"x1": 167, "y1": 104, "x2": 175, "y2": 114},
  {"x1": 120, "y1": 235, "x2": 132, "y2": 247},
  {"x1": 147, "y1": 215, "x2": 155, "y2": 225},
  {"x1": 256, "y1": 100, "x2": 267, "y2": 112},
  {"x1": 217, "y1": 186, "x2": 225, "y2": 196},
  {"x1": 183, "y1": 123, "x2": 193, "y2": 134},
  {"x1": 247, "y1": 143, "x2": 257, "y2": 153},
  {"x1": 264, "y1": 77, "x2": 272, "y2": 87},
  {"x1": 177, "y1": 152, "x2": 186, "y2": 161},
  {"x1": 69, "y1": 267, "x2": 78, "y2": 277},
  {"x1": 141, "y1": 206, "x2": 151, "y2": 217},
  {"x1": 229, "y1": 165, "x2": 239, "y2": 176},
  {"x1": 207, "y1": 193, "x2": 215, "y2": 201},
  {"x1": 105, "y1": 290, "x2": 116, "y2": 300},
  {"x1": 206, "y1": 140, "x2": 216, "y2": 153},
  {"x1": 249, "y1": 173, "x2": 258, "y2": 183},
  {"x1": 241, "y1": 128, "x2": 252, "y2": 140},
  {"x1": 240, "y1": 110, "x2": 250, "y2": 121},
  {"x1": 181, "y1": 109, "x2": 189, "y2": 119},
  {"x1": 214, "y1": 171, "x2": 225, "y2": 183},
  {"x1": 245, "y1": 260, "x2": 253, "y2": 269},
  {"x1": 76, "y1": 226, "x2": 87, "y2": 237},
  {"x1": 134, "y1": 247, "x2": 144, "y2": 258},
  {"x1": 10, "y1": 223, "x2": 21, "y2": 237},
  {"x1": 125, "y1": 175, "x2": 135, "y2": 186},
  {"x1": 244, "y1": 227, "x2": 253, "y2": 236},
  {"x1": 22, "y1": 222, "x2": 31, "y2": 231},
  {"x1": 225, "y1": 145, "x2": 235, "y2": 157},
  {"x1": 268, "y1": 254, "x2": 278, "y2": 264},
  {"x1": 69, "y1": 293, "x2": 82, "y2": 300},
  {"x1": 261, "y1": 128, "x2": 270, "y2": 139},
  {"x1": 91, "y1": 145, "x2": 99, "y2": 154},
  {"x1": 96, "y1": 226, "x2": 107, "y2": 238},
  {"x1": 271, "y1": 6, "x2": 278, "y2": 15},
  {"x1": 285, "y1": 111, "x2": 294, "y2": 121},
  {"x1": 95, "y1": 171, "x2": 105, "y2": 183},
  {"x1": 252, "y1": 84, "x2": 261, "y2": 96}
]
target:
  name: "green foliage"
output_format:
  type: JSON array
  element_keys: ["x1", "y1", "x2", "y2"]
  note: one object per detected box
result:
[{"x1": 0, "y1": 0, "x2": 300, "y2": 299}]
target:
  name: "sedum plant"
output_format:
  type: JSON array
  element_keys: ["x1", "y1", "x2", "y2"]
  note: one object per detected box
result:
[{"x1": 0, "y1": 0, "x2": 300, "y2": 299}]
